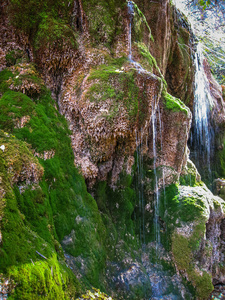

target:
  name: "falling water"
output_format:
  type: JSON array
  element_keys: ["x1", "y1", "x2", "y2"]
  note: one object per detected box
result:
[
  {"x1": 190, "y1": 43, "x2": 214, "y2": 183},
  {"x1": 135, "y1": 129, "x2": 145, "y2": 244},
  {"x1": 149, "y1": 100, "x2": 169, "y2": 298},
  {"x1": 152, "y1": 101, "x2": 160, "y2": 248},
  {"x1": 127, "y1": 1, "x2": 134, "y2": 61},
  {"x1": 158, "y1": 106, "x2": 166, "y2": 196}
]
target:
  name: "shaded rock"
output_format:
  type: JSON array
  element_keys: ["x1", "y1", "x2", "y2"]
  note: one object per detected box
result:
[
  {"x1": 180, "y1": 158, "x2": 201, "y2": 186},
  {"x1": 110, "y1": 262, "x2": 152, "y2": 300},
  {"x1": 214, "y1": 178, "x2": 225, "y2": 200}
]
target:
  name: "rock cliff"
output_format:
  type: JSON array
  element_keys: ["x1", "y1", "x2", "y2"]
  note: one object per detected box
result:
[{"x1": 0, "y1": 0, "x2": 225, "y2": 299}]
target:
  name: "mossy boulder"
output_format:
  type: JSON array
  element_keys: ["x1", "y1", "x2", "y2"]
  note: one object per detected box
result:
[
  {"x1": 162, "y1": 91, "x2": 189, "y2": 115},
  {"x1": 61, "y1": 56, "x2": 162, "y2": 183},
  {"x1": 167, "y1": 185, "x2": 225, "y2": 299}
]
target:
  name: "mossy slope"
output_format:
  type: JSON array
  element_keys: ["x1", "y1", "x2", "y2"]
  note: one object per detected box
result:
[{"x1": 0, "y1": 64, "x2": 106, "y2": 298}]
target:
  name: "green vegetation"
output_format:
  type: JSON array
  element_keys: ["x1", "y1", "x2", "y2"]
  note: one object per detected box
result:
[
  {"x1": 167, "y1": 193, "x2": 205, "y2": 224},
  {"x1": 162, "y1": 91, "x2": 189, "y2": 115},
  {"x1": 8, "y1": 0, "x2": 72, "y2": 36},
  {"x1": 34, "y1": 16, "x2": 78, "y2": 51},
  {"x1": 0, "y1": 63, "x2": 45, "y2": 97},
  {"x1": 162, "y1": 184, "x2": 222, "y2": 299},
  {"x1": 7, "y1": 254, "x2": 80, "y2": 300},
  {"x1": 0, "y1": 64, "x2": 107, "y2": 297},
  {"x1": 132, "y1": 2, "x2": 154, "y2": 44},
  {"x1": 94, "y1": 172, "x2": 140, "y2": 260},
  {"x1": 172, "y1": 233, "x2": 214, "y2": 299},
  {"x1": 85, "y1": 59, "x2": 151, "y2": 126},
  {"x1": 5, "y1": 50, "x2": 28, "y2": 67},
  {"x1": 136, "y1": 42, "x2": 167, "y2": 87},
  {"x1": 1, "y1": 1, "x2": 220, "y2": 298},
  {"x1": 8, "y1": 0, "x2": 78, "y2": 58},
  {"x1": 82, "y1": 0, "x2": 125, "y2": 46}
]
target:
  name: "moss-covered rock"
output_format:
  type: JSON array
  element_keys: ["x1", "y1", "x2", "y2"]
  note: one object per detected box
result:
[
  {"x1": 162, "y1": 91, "x2": 189, "y2": 115},
  {"x1": 8, "y1": 0, "x2": 72, "y2": 36},
  {"x1": 82, "y1": 0, "x2": 125, "y2": 46},
  {"x1": 180, "y1": 159, "x2": 201, "y2": 187},
  {"x1": 166, "y1": 185, "x2": 225, "y2": 299},
  {"x1": 0, "y1": 65, "x2": 108, "y2": 296}
]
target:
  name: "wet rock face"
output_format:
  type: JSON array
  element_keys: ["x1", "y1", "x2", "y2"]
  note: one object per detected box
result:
[
  {"x1": 155, "y1": 103, "x2": 191, "y2": 179},
  {"x1": 134, "y1": 0, "x2": 172, "y2": 76},
  {"x1": 134, "y1": 0, "x2": 195, "y2": 105},
  {"x1": 106, "y1": 261, "x2": 152, "y2": 300},
  {"x1": 165, "y1": 9, "x2": 195, "y2": 107},
  {"x1": 203, "y1": 59, "x2": 225, "y2": 127},
  {"x1": 3, "y1": 0, "x2": 225, "y2": 298},
  {"x1": 214, "y1": 179, "x2": 225, "y2": 200},
  {"x1": 0, "y1": 0, "x2": 194, "y2": 189},
  {"x1": 189, "y1": 54, "x2": 225, "y2": 184},
  {"x1": 56, "y1": 0, "x2": 193, "y2": 188},
  {"x1": 60, "y1": 60, "x2": 162, "y2": 186}
]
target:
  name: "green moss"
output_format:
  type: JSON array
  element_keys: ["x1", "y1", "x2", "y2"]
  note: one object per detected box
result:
[
  {"x1": 0, "y1": 63, "x2": 108, "y2": 293},
  {"x1": 82, "y1": 0, "x2": 125, "y2": 46},
  {"x1": 8, "y1": 0, "x2": 72, "y2": 36},
  {"x1": 0, "y1": 70, "x2": 14, "y2": 95},
  {"x1": 94, "y1": 172, "x2": 140, "y2": 261},
  {"x1": 136, "y1": 43, "x2": 154, "y2": 72},
  {"x1": 85, "y1": 60, "x2": 150, "y2": 126},
  {"x1": 135, "y1": 42, "x2": 166, "y2": 87},
  {"x1": 179, "y1": 174, "x2": 198, "y2": 187},
  {"x1": 172, "y1": 234, "x2": 191, "y2": 270},
  {"x1": 172, "y1": 232, "x2": 213, "y2": 299},
  {"x1": 8, "y1": 254, "x2": 80, "y2": 299},
  {"x1": 165, "y1": 188, "x2": 205, "y2": 226},
  {"x1": 162, "y1": 91, "x2": 189, "y2": 115},
  {"x1": 169, "y1": 184, "x2": 214, "y2": 299},
  {"x1": 132, "y1": 2, "x2": 154, "y2": 44},
  {"x1": 34, "y1": 16, "x2": 78, "y2": 50},
  {"x1": 5, "y1": 50, "x2": 28, "y2": 67},
  {"x1": 0, "y1": 64, "x2": 46, "y2": 98}
]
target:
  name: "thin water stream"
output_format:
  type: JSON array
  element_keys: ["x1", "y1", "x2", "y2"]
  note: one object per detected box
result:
[
  {"x1": 127, "y1": 0, "x2": 134, "y2": 61},
  {"x1": 127, "y1": 1, "x2": 179, "y2": 297}
]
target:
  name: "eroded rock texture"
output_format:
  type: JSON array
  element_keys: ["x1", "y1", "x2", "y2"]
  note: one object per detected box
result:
[{"x1": 1, "y1": 0, "x2": 225, "y2": 299}]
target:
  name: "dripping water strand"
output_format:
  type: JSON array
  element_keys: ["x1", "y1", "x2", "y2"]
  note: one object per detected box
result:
[
  {"x1": 127, "y1": 0, "x2": 160, "y2": 79},
  {"x1": 152, "y1": 80, "x2": 164, "y2": 251},
  {"x1": 127, "y1": 0, "x2": 134, "y2": 61},
  {"x1": 158, "y1": 104, "x2": 165, "y2": 195},
  {"x1": 152, "y1": 98, "x2": 160, "y2": 250},
  {"x1": 157, "y1": 104, "x2": 169, "y2": 249},
  {"x1": 135, "y1": 129, "x2": 145, "y2": 244}
]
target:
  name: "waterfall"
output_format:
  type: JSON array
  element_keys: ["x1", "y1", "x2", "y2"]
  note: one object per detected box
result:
[
  {"x1": 190, "y1": 43, "x2": 214, "y2": 184},
  {"x1": 127, "y1": 1, "x2": 134, "y2": 61}
]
